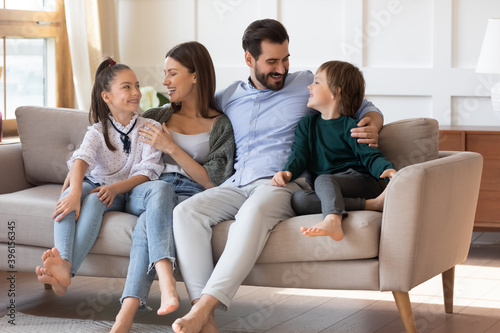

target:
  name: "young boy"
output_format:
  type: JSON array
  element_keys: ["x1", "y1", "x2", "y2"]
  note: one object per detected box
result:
[{"x1": 271, "y1": 61, "x2": 396, "y2": 241}]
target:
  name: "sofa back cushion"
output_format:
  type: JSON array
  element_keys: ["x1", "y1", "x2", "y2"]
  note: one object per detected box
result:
[
  {"x1": 378, "y1": 117, "x2": 439, "y2": 170},
  {"x1": 16, "y1": 106, "x2": 88, "y2": 185}
]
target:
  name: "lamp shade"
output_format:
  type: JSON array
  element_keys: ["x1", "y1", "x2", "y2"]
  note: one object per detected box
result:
[{"x1": 476, "y1": 18, "x2": 500, "y2": 74}]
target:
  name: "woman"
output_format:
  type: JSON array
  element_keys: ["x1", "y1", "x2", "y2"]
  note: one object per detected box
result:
[{"x1": 111, "y1": 41, "x2": 235, "y2": 333}]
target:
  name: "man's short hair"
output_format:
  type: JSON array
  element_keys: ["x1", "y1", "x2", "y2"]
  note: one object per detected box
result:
[{"x1": 242, "y1": 19, "x2": 289, "y2": 60}]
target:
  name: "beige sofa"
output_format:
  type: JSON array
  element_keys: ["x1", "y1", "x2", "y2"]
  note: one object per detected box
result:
[{"x1": 0, "y1": 106, "x2": 483, "y2": 332}]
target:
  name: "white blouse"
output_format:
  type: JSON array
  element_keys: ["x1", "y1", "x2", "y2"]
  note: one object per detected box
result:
[{"x1": 68, "y1": 113, "x2": 164, "y2": 185}]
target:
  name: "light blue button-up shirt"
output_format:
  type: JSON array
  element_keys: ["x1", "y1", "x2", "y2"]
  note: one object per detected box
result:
[{"x1": 215, "y1": 70, "x2": 381, "y2": 187}]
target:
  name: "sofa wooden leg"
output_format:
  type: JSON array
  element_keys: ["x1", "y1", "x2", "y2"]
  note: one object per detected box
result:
[
  {"x1": 44, "y1": 283, "x2": 52, "y2": 290},
  {"x1": 442, "y1": 266, "x2": 455, "y2": 313},
  {"x1": 392, "y1": 291, "x2": 417, "y2": 333}
]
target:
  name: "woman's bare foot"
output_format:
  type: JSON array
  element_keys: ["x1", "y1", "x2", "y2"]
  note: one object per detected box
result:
[
  {"x1": 35, "y1": 266, "x2": 67, "y2": 295},
  {"x1": 110, "y1": 297, "x2": 139, "y2": 333},
  {"x1": 172, "y1": 295, "x2": 220, "y2": 333},
  {"x1": 300, "y1": 214, "x2": 344, "y2": 241},
  {"x1": 365, "y1": 188, "x2": 387, "y2": 212},
  {"x1": 43, "y1": 247, "x2": 72, "y2": 288},
  {"x1": 155, "y1": 259, "x2": 180, "y2": 315}
]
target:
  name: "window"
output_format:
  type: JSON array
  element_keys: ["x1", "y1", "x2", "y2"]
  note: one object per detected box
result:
[{"x1": 0, "y1": 0, "x2": 72, "y2": 137}]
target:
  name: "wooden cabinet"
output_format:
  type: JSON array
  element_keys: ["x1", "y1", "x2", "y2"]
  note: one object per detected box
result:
[{"x1": 439, "y1": 126, "x2": 500, "y2": 231}]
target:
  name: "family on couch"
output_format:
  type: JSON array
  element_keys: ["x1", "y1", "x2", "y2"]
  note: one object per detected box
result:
[{"x1": 34, "y1": 18, "x2": 396, "y2": 333}]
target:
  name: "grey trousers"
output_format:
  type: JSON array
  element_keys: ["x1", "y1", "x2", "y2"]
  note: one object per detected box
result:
[
  {"x1": 292, "y1": 169, "x2": 385, "y2": 217},
  {"x1": 172, "y1": 178, "x2": 301, "y2": 310}
]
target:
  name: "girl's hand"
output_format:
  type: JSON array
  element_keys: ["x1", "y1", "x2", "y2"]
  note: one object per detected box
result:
[
  {"x1": 52, "y1": 191, "x2": 81, "y2": 222},
  {"x1": 380, "y1": 168, "x2": 397, "y2": 179},
  {"x1": 90, "y1": 184, "x2": 119, "y2": 208},
  {"x1": 61, "y1": 171, "x2": 71, "y2": 194},
  {"x1": 139, "y1": 123, "x2": 178, "y2": 155},
  {"x1": 271, "y1": 171, "x2": 292, "y2": 187}
]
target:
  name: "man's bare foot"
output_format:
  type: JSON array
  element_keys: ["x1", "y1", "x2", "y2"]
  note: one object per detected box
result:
[
  {"x1": 43, "y1": 247, "x2": 72, "y2": 287},
  {"x1": 35, "y1": 266, "x2": 67, "y2": 295},
  {"x1": 172, "y1": 295, "x2": 220, "y2": 333},
  {"x1": 365, "y1": 188, "x2": 386, "y2": 212},
  {"x1": 300, "y1": 215, "x2": 344, "y2": 241}
]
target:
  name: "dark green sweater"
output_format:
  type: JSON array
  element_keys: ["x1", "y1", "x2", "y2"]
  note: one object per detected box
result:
[{"x1": 284, "y1": 114, "x2": 395, "y2": 180}]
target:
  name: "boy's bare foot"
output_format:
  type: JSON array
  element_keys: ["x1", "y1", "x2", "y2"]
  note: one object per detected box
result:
[
  {"x1": 365, "y1": 188, "x2": 387, "y2": 212},
  {"x1": 43, "y1": 247, "x2": 72, "y2": 287},
  {"x1": 35, "y1": 266, "x2": 67, "y2": 295},
  {"x1": 172, "y1": 295, "x2": 220, "y2": 333},
  {"x1": 300, "y1": 215, "x2": 344, "y2": 241}
]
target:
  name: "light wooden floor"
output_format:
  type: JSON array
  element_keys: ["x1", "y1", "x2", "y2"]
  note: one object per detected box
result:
[{"x1": 2, "y1": 232, "x2": 500, "y2": 333}]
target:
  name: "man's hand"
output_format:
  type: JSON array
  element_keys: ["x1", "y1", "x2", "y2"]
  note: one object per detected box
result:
[
  {"x1": 351, "y1": 117, "x2": 380, "y2": 148},
  {"x1": 271, "y1": 171, "x2": 292, "y2": 187}
]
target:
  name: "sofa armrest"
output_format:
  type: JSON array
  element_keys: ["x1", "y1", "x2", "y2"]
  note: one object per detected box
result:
[
  {"x1": 0, "y1": 143, "x2": 32, "y2": 194},
  {"x1": 378, "y1": 151, "x2": 483, "y2": 292}
]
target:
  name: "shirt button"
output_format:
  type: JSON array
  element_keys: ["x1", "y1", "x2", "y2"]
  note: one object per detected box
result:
[
  {"x1": 250, "y1": 121, "x2": 254, "y2": 125},
  {"x1": 254, "y1": 102, "x2": 258, "y2": 106},
  {"x1": 67, "y1": 143, "x2": 75, "y2": 151}
]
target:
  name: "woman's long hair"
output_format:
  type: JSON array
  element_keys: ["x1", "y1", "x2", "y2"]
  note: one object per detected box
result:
[{"x1": 166, "y1": 42, "x2": 217, "y2": 118}]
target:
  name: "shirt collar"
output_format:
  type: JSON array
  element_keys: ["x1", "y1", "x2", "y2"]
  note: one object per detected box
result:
[{"x1": 108, "y1": 112, "x2": 139, "y2": 131}]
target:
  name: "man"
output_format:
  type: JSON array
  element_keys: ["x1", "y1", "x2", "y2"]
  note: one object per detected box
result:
[{"x1": 172, "y1": 19, "x2": 383, "y2": 333}]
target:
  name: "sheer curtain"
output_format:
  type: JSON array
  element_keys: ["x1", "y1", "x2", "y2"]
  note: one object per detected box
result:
[{"x1": 64, "y1": 0, "x2": 120, "y2": 111}]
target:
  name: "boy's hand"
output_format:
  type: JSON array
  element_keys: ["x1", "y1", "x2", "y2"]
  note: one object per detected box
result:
[
  {"x1": 271, "y1": 171, "x2": 292, "y2": 187},
  {"x1": 90, "y1": 184, "x2": 119, "y2": 207},
  {"x1": 380, "y1": 168, "x2": 397, "y2": 179},
  {"x1": 351, "y1": 117, "x2": 380, "y2": 148}
]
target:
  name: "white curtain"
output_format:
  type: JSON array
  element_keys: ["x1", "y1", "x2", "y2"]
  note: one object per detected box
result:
[{"x1": 64, "y1": 0, "x2": 120, "y2": 111}]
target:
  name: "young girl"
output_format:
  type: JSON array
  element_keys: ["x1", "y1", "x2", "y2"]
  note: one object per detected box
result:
[
  {"x1": 271, "y1": 60, "x2": 396, "y2": 241},
  {"x1": 110, "y1": 41, "x2": 235, "y2": 333},
  {"x1": 35, "y1": 58, "x2": 164, "y2": 295}
]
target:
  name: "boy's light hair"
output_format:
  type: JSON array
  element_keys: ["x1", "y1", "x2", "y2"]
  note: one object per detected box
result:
[{"x1": 318, "y1": 61, "x2": 365, "y2": 118}]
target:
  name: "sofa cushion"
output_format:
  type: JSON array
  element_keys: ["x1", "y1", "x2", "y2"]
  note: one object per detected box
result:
[
  {"x1": 0, "y1": 185, "x2": 135, "y2": 257},
  {"x1": 378, "y1": 117, "x2": 439, "y2": 170},
  {"x1": 212, "y1": 211, "x2": 383, "y2": 264},
  {"x1": 15, "y1": 106, "x2": 88, "y2": 186}
]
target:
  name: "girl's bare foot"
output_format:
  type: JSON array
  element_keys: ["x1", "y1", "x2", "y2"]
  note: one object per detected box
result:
[
  {"x1": 300, "y1": 214, "x2": 344, "y2": 241},
  {"x1": 35, "y1": 266, "x2": 67, "y2": 295},
  {"x1": 43, "y1": 247, "x2": 72, "y2": 287}
]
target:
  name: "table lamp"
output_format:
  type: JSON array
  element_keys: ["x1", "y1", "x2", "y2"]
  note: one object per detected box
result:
[{"x1": 476, "y1": 18, "x2": 500, "y2": 120}]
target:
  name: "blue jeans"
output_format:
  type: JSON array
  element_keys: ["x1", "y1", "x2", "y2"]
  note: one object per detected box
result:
[
  {"x1": 54, "y1": 179, "x2": 126, "y2": 275},
  {"x1": 120, "y1": 172, "x2": 204, "y2": 310}
]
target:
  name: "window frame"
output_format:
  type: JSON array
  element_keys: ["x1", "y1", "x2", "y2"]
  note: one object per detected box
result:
[{"x1": 0, "y1": 0, "x2": 73, "y2": 136}]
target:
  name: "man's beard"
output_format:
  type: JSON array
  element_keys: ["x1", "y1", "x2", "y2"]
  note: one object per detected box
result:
[{"x1": 255, "y1": 67, "x2": 288, "y2": 91}]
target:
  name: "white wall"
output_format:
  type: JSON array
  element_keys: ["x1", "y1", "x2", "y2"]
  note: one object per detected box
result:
[{"x1": 118, "y1": 0, "x2": 500, "y2": 126}]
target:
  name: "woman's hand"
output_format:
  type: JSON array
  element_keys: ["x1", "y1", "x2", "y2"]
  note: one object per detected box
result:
[
  {"x1": 351, "y1": 116, "x2": 380, "y2": 148},
  {"x1": 380, "y1": 168, "x2": 397, "y2": 179},
  {"x1": 139, "y1": 123, "x2": 178, "y2": 155},
  {"x1": 271, "y1": 171, "x2": 292, "y2": 187},
  {"x1": 90, "y1": 184, "x2": 119, "y2": 208},
  {"x1": 52, "y1": 191, "x2": 81, "y2": 222}
]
